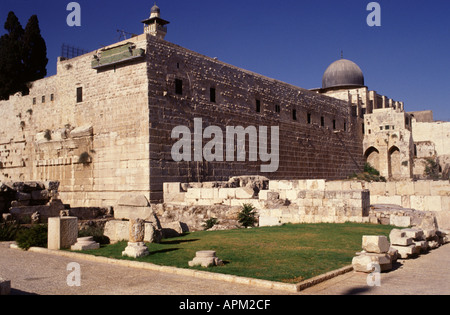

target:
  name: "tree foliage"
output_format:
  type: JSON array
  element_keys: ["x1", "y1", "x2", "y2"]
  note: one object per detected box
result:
[{"x1": 0, "y1": 11, "x2": 48, "y2": 100}]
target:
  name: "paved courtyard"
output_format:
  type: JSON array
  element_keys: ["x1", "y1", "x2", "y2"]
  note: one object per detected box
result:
[{"x1": 1, "y1": 241, "x2": 449, "y2": 295}]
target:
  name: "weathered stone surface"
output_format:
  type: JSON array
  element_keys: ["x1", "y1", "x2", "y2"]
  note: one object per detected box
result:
[
  {"x1": 390, "y1": 215, "x2": 411, "y2": 228},
  {"x1": 129, "y1": 218, "x2": 145, "y2": 243},
  {"x1": 362, "y1": 235, "x2": 390, "y2": 254},
  {"x1": 48, "y1": 216, "x2": 78, "y2": 250},
  {"x1": 402, "y1": 228, "x2": 424, "y2": 240},
  {"x1": 71, "y1": 236, "x2": 100, "y2": 251},
  {"x1": 391, "y1": 244, "x2": 420, "y2": 259},
  {"x1": 104, "y1": 220, "x2": 162, "y2": 244},
  {"x1": 188, "y1": 250, "x2": 224, "y2": 268},
  {"x1": 117, "y1": 194, "x2": 150, "y2": 207},
  {"x1": 352, "y1": 253, "x2": 392, "y2": 273},
  {"x1": 70, "y1": 125, "x2": 93, "y2": 138},
  {"x1": 389, "y1": 229, "x2": 413, "y2": 246},
  {"x1": 122, "y1": 242, "x2": 149, "y2": 258}
]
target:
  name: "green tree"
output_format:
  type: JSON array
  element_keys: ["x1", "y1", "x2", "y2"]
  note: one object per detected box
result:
[
  {"x1": 0, "y1": 11, "x2": 47, "y2": 100},
  {"x1": 0, "y1": 11, "x2": 26, "y2": 100},
  {"x1": 22, "y1": 15, "x2": 48, "y2": 83}
]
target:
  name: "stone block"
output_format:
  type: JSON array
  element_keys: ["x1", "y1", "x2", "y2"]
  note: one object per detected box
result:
[
  {"x1": 188, "y1": 250, "x2": 224, "y2": 268},
  {"x1": 71, "y1": 236, "x2": 100, "y2": 251},
  {"x1": 163, "y1": 182, "x2": 181, "y2": 194},
  {"x1": 185, "y1": 188, "x2": 201, "y2": 199},
  {"x1": 114, "y1": 205, "x2": 157, "y2": 221},
  {"x1": 352, "y1": 253, "x2": 392, "y2": 273},
  {"x1": 402, "y1": 228, "x2": 424, "y2": 240},
  {"x1": 391, "y1": 244, "x2": 419, "y2": 259},
  {"x1": 235, "y1": 187, "x2": 255, "y2": 199},
  {"x1": 48, "y1": 216, "x2": 78, "y2": 250},
  {"x1": 122, "y1": 242, "x2": 149, "y2": 258},
  {"x1": 104, "y1": 220, "x2": 162, "y2": 244},
  {"x1": 258, "y1": 215, "x2": 282, "y2": 227},
  {"x1": 325, "y1": 181, "x2": 343, "y2": 191},
  {"x1": 362, "y1": 235, "x2": 390, "y2": 254},
  {"x1": 390, "y1": 215, "x2": 411, "y2": 227},
  {"x1": 117, "y1": 194, "x2": 149, "y2": 207},
  {"x1": 306, "y1": 179, "x2": 326, "y2": 191},
  {"x1": 389, "y1": 229, "x2": 413, "y2": 246},
  {"x1": 70, "y1": 125, "x2": 93, "y2": 138},
  {"x1": 395, "y1": 181, "x2": 415, "y2": 196}
]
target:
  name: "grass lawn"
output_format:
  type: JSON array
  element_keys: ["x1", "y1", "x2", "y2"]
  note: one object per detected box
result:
[{"x1": 78, "y1": 223, "x2": 394, "y2": 283}]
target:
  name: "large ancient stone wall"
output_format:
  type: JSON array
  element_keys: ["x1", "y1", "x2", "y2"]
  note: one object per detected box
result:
[
  {"x1": 0, "y1": 35, "x2": 151, "y2": 207},
  {"x1": 1, "y1": 33, "x2": 365, "y2": 206},
  {"x1": 145, "y1": 35, "x2": 365, "y2": 202}
]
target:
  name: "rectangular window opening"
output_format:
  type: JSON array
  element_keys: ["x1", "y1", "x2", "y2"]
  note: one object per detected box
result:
[
  {"x1": 175, "y1": 79, "x2": 183, "y2": 95},
  {"x1": 76, "y1": 87, "x2": 83, "y2": 103},
  {"x1": 307, "y1": 113, "x2": 311, "y2": 124},
  {"x1": 292, "y1": 109, "x2": 297, "y2": 121},
  {"x1": 321, "y1": 116, "x2": 324, "y2": 127},
  {"x1": 275, "y1": 104, "x2": 280, "y2": 113},
  {"x1": 256, "y1": 99, "x2": 261, "y2": 113},
  {"x1": 210, "y1": 87, "x2": 216, "y2": 103},
  {"x1": 42, "y1": 96, "x2": 45, "y2": 103},
  {"x1": 333, "y1": 119, "x2": 336, "y2": 130}
]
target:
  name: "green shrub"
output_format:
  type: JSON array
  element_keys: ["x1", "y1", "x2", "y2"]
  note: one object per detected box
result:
[
  {"x1": 364, "y1": 163, "x2": 380, "y2": 176},
  {"x1": 0, "y1": 221, "x2": 21, "y2": 241},
  {"x1": 238, "y1": 204, "x2": 258, "y2": 228},
  {"x1": 16, "y1": 224, "x2": 48, "y2": 250},
  {"x1": 202, "y1": 218, "x2": 219, "y2": 230}
]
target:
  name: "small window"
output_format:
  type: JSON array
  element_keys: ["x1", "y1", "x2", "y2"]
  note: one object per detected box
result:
[
  {"x1": 380, "y1": 126, "x2": 383, "y2": 131},
  {"x1": 333, "y1": 119, "x2": 336, "y2": 130},
  {"x1": 175, "y1": 79, "x2": 183, "y2": 95},
  {"x1": 76, "y1": 87, "x2": 83, "y2": 103},
  {"x1": 32, "y1": 97, "x2": 36, "y2": 105},
  {"x1": 292, "y1": 109, "x2": 297, "y2": 121},
  {"x1": 210, "y1": 87, "x2": 216, "y2": 103},
  {"x1": 42, "y1": 95, "x2": 45, "y2": 103},
  {"x1": 385, "y1": 125, "x2": 390, "y2": 130},
  {"x1": 256, "y1": 99, "x2": 261, "y2": 113},
  {"x1": 321, "y1": 116, "x2": 324, "y2": 127},
  {"x1": 362, "y1": 123, "x2": 365, "y2": 134},
  {"x1": 176, "y1": 62, "x2": 180, "y2": 69},
  {"x1": 50, "y1": 94, "x2": 54, "y2": 102},
  {"x1": 307, "y1": 113, "x2": 311, "y2": 124},
  {"x1": 275, "y1": 104, "x2": 280, "y2": 113}
]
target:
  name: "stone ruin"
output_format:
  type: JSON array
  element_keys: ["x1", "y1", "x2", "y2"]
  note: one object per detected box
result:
[
  {"x1": 352, "y1": 227, "x2": 449, "y2": 273},
  {"x1": 0, "y1": 181, "x2": 63, "y2": 223},
  {"x1": 122, "y1": 218, "x2": 150, "y2": 258}
]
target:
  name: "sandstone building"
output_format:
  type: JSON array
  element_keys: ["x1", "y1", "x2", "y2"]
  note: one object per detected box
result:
[{"x1": 0, "y1": 5, "x2": 448, "y2": 207}]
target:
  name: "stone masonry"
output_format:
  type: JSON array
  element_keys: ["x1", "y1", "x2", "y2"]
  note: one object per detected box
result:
[{"x1": 0, "y1": 31, "x2": 364, "y2": 207}]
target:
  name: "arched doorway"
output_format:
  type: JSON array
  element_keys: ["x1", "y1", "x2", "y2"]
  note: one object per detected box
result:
[
  {"x1": 388, "y1": 146, "x2": 401, "y2": 179},
  {"x1": 364, "y1": 147, "x2": 380, "y2": 171}
]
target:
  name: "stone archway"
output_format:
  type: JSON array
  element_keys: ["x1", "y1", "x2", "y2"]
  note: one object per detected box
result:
[
  {"x1": 364, "y1": 147, "x2": 380, "y2": 171},
  {"x1": 388, "y1": 146, "x2": 401, "y2": 179}
]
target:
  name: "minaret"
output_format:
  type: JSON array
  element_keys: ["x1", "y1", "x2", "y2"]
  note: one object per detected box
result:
[{"x1": 141, "y1": 3, "x2": 170, "y2": 39}]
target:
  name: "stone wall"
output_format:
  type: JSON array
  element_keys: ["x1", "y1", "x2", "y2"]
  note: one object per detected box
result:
[
  {"x1": 145, "y1": 34, "x2": 365, "y2": 202},
  {"x1": 0, "y1": 35, "x2": 151, "y2": 207},
  {"x1": 1, "y1": 33, "x2": 365, "y2": 207},
  {"x1": 163, "y1": 179, "x2": 371, "y2": 226}
]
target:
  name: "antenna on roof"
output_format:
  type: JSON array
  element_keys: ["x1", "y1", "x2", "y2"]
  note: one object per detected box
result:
[
  {"x1": 117, "y1": 29, "x2": 138, "y2": 41},
  {"x1": 341, "y1": 50, "x2": 344, "y2": 59}
]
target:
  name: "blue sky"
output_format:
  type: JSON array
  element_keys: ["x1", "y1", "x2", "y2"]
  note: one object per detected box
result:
[{"x1": 1, "y1": 0, "x2": 449, "y2": 121}]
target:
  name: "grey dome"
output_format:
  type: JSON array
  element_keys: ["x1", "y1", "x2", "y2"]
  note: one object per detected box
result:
[{"x1": 322, "y1": 59, "x2": 365, "y2": 89}]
